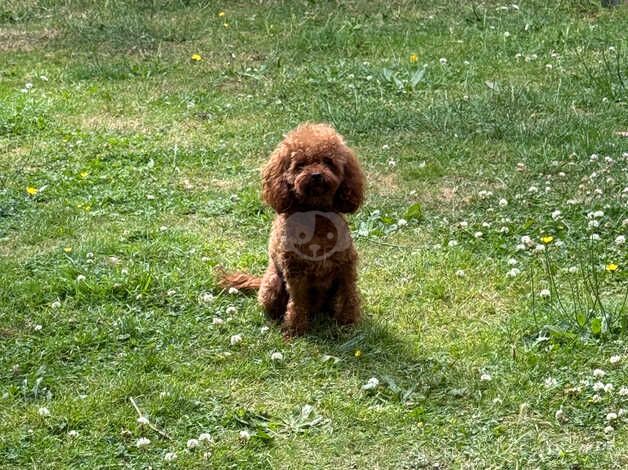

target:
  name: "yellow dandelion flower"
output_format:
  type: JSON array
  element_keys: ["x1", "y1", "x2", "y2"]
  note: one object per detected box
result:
[
  {"x1": 191, "y1": 53, "x2": 202, "y2": 61},
  {"x1": 218, "y1": 11, "x2": 225, "y2": 17},
  {"x1": 541, "y1": 235, "x2": 554, "y2": 244},
  {"x1": 354, "y1": 349, "x2": 362, "y2": 358},
  {"x1": 223, "y1": 22, "x2": 229, "y2": 28},
  {"x1": 409, "y1": 53, "x2": 418, "y2": 63},
  {"x1": 606, "y1": 263, "x2": 618, "y2": 272},
  {"x1": 80, "y1": 171, "x2": 89, "y2": 178},
  {"x1": 27, "y1": 186, "x2": 38, "y2": 196},
  {"x1": 63, "y1": 247, "x2": 72, "y2": 253}
]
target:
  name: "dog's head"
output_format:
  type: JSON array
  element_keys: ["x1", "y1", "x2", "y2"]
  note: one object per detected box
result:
[{"x1": 262, "y1": 123, "x2": 365, "y2": 214}]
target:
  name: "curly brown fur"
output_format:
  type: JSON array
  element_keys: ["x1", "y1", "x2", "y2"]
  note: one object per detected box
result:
[{"x1": 221, "y1": 123, "x2": 365, "y2": 337}]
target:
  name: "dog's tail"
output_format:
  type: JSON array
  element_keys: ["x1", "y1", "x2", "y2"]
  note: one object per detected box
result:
[{"x1": 216, "y1": 266, "x2": 261, "y2": 291}]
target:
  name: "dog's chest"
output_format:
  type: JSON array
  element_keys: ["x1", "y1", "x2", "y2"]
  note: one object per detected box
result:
[{"x1": 273, "y1": 211, "x2": 354, "y2": 275}]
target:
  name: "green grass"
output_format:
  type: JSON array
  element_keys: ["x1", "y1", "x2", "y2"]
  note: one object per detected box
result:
[{"x1": 1, "y1": 0, "x2": 627, "y2": 467}]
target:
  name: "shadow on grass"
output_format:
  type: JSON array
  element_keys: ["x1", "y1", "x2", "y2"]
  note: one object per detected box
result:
[{"x1": 296, "y1": 314, "x2": 461, "y2": 406}]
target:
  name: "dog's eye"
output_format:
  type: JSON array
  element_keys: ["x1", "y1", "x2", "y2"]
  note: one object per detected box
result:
[
  {"x1": 294, "y1": 161, "x2": 306, "y2": 170},
  {"x1": 323, "y1": 157, "x2": 335, "y2": 167}
]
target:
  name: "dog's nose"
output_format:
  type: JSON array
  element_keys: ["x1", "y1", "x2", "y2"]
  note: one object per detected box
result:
[{"x1": 311, "y1": 172, "x2": 322, "y2": 181}]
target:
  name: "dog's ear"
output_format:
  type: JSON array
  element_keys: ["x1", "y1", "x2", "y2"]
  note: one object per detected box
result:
[
  {"x1": 262, "y1": 145, "x2": 293, "y2": 213},
  {"x1": 333, "y1": 148, "x2": 365, "y2": 213}
]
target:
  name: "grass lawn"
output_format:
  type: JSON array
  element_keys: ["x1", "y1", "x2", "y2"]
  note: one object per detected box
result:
[{"x1": 1, "y1": 0, "x2": 627, "y2": 467}]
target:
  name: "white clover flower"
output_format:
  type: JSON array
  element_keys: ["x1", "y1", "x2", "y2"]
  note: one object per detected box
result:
[
  {"x1": 551, "y1": 210, "x2": 562, "y2": 221},
  {"x1": 521, "y1": 235, "x2": 534, "y2": 247},
  {"x1": 397, "y1": 218, "x2": 408, "y2": 227},
  {"x1": 588, "y1": 220, "x2": 599, "y2": 229},
  {"x1": 199, "y1": 433, "x2": 212, "y2": 443},
  {"x1": 136, "y1": 437, "x2": 151, "y2": 447},
  {"x1": 539, "y1": 289, "x2": 550, "y2": 298},
  {"x1": 455, "y1": 270, "x2": 465, "y2": 278},
  {"x1": 545, "y1": 64, "x2": 553, "y2": 69},
  {"x1": 555, "y1": 408, "x2": 566, "y2": 423},
  {"x1": 590, "y1": 234, "x2": 601, "y2": 241},
  {"x1": 554, "y1": 239, "x2": 564, "y2": 247},
  {"x1": 228, "y1": 287, "x2": 239, "y2": 295},
  {"x1": 439, "y1": 57, "x2": 448, "y2": 65},
  {"x1": 388, "y1": 159, "x2": 396, "y2": 168},
  {"x1": 609, "y1": 355, "x2": 621, "y2": 365},
  {"x1": 187, "y1": 438, "x2": 199, "y2": 449},
  {"x1": 362, "y1": 377, "x2": 380, "y2": 390},
  {"x1": 482, "y1": 222, "x2": 491, "y2": 228},
  {"x1": 499, "y1": 226, "x2": 509, "y2": 234},
  {"x1": 164, "y1": 452, "x2": 177, "y2": 462},
  {"x1": 558, "y1": 172, "x2": 566, "y2": 177},
  {"x1": 137, "y1": 416, "x2": 150, "y2": 425},
  {"x1": 51, "y1": 300, "x2": 61, "y2": 309},
  {"x1": 620, "y1": 387, "x2": 628, "y2": 396},
  {"x1": 270, "y1": 352, "x2": 284, "y2": 361},
  {"x1": 592, "y1": 393, "x2": 602, "y2": 403},
  {"x1": 459, "y1": 221, "x2": 468, "y2": 229},
  {"x1": 507, "y1": 258, "x2": 518, "y2": 266},
  {"x1": 478, "y1": 190, "x2": 493, "y2": 199},
  {"x1": 76, "y1": 274, "x2": 86, "y2": 282},
  {"x1": 474, "y1": 231, "x2": 483, "y2": 238},
  {"x1": 593, "y1": 211, "x2": 604, "y2": 218},
  {"x1": 590, "y1": 154, "x2": 599, "y2": 161},
  {"x1": 159, "y1": 225, "x2": 168, "y2": 231},
  {"x1": 604, "y1": 383, "x2": 614, "y2": 393},
  {"x1": 480, "y1": 372, "x2": 492, "y2": 382},
  {"x1": 507, "y1": 268, "x2": 521, "y2": 278},
  {"x1": 230, "y1": 334, "x2": 242, "y2": 346},
  {"x1": 498, "y1": 198, "x2": 508, "y2": 207},
  {"x1": 212, "y1": 317, "x2": 224, "y2": 325},
  {"x1": 447, "y1": 240, "x2": 458, "y2": 247},
  {"x1": 544, "y1": 377, "x2": 558, "y2": 388},
  {"x1": 568, "y1": 266, "x2": 578, "y2": 274},
  {"x1": 604, "y1": 425, "x2": 614, "y2": 434},
  {"x1": 260, "y1": 325, "x2": 270, "y2": 333},
  {"x1": 166, "y1": 288, "x2": 176, "y2": 296},
  {"x1": 226, "y1": 306, "x2": 237, "y2": 315},
  {"x1": 534, "y1": 244, "x2": 545, "y2": 253},
  {"x1": 68, "y1": 430, "x2": 79, "y2": 438},
  {"x1": 528, "y1": 186, "x2": 538, "y2": 193},
  {"x1": 515, "y1": 244, "x2": 526, "y2": 251},
  {"x1": 382, "y1": 144, "x2": 390, "y2": 150},
  {"x1": 33, "y1": 324, "x2": 42, "y2": 331},
  {"x1": 615, "y1": 235, "x2": 625, "y2": 246},
  {"x1": 593, "y1": 369, "x2": 606, "y2": 378},
  {"x1": 606, "y1": 412, "x2": 618, "y2": 422},
  {"x1": 200, "y1": 293, "x2": 215, "y2": 303},
  {"x1": 503, "y1": 31, "x2": 511, "y2": 37},
  {"x1": 38, "y1": 406, "x2": 50, "y2": 417},
  {"x1": 593, "y1": 381, "x2": 605, "y2": 392}
]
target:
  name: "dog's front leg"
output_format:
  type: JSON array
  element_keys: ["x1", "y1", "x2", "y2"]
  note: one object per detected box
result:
[
  {"x1": 330, "y1": 267, "x2": 361, "y2": 326},
  {"x1": 282, "y1": 279, "x2": 310, "y2": 337}
]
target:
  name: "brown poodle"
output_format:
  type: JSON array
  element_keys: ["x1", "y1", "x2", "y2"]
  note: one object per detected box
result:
[{"x1": 221, "y1": 123, "x2": 365, "y2": 336}]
